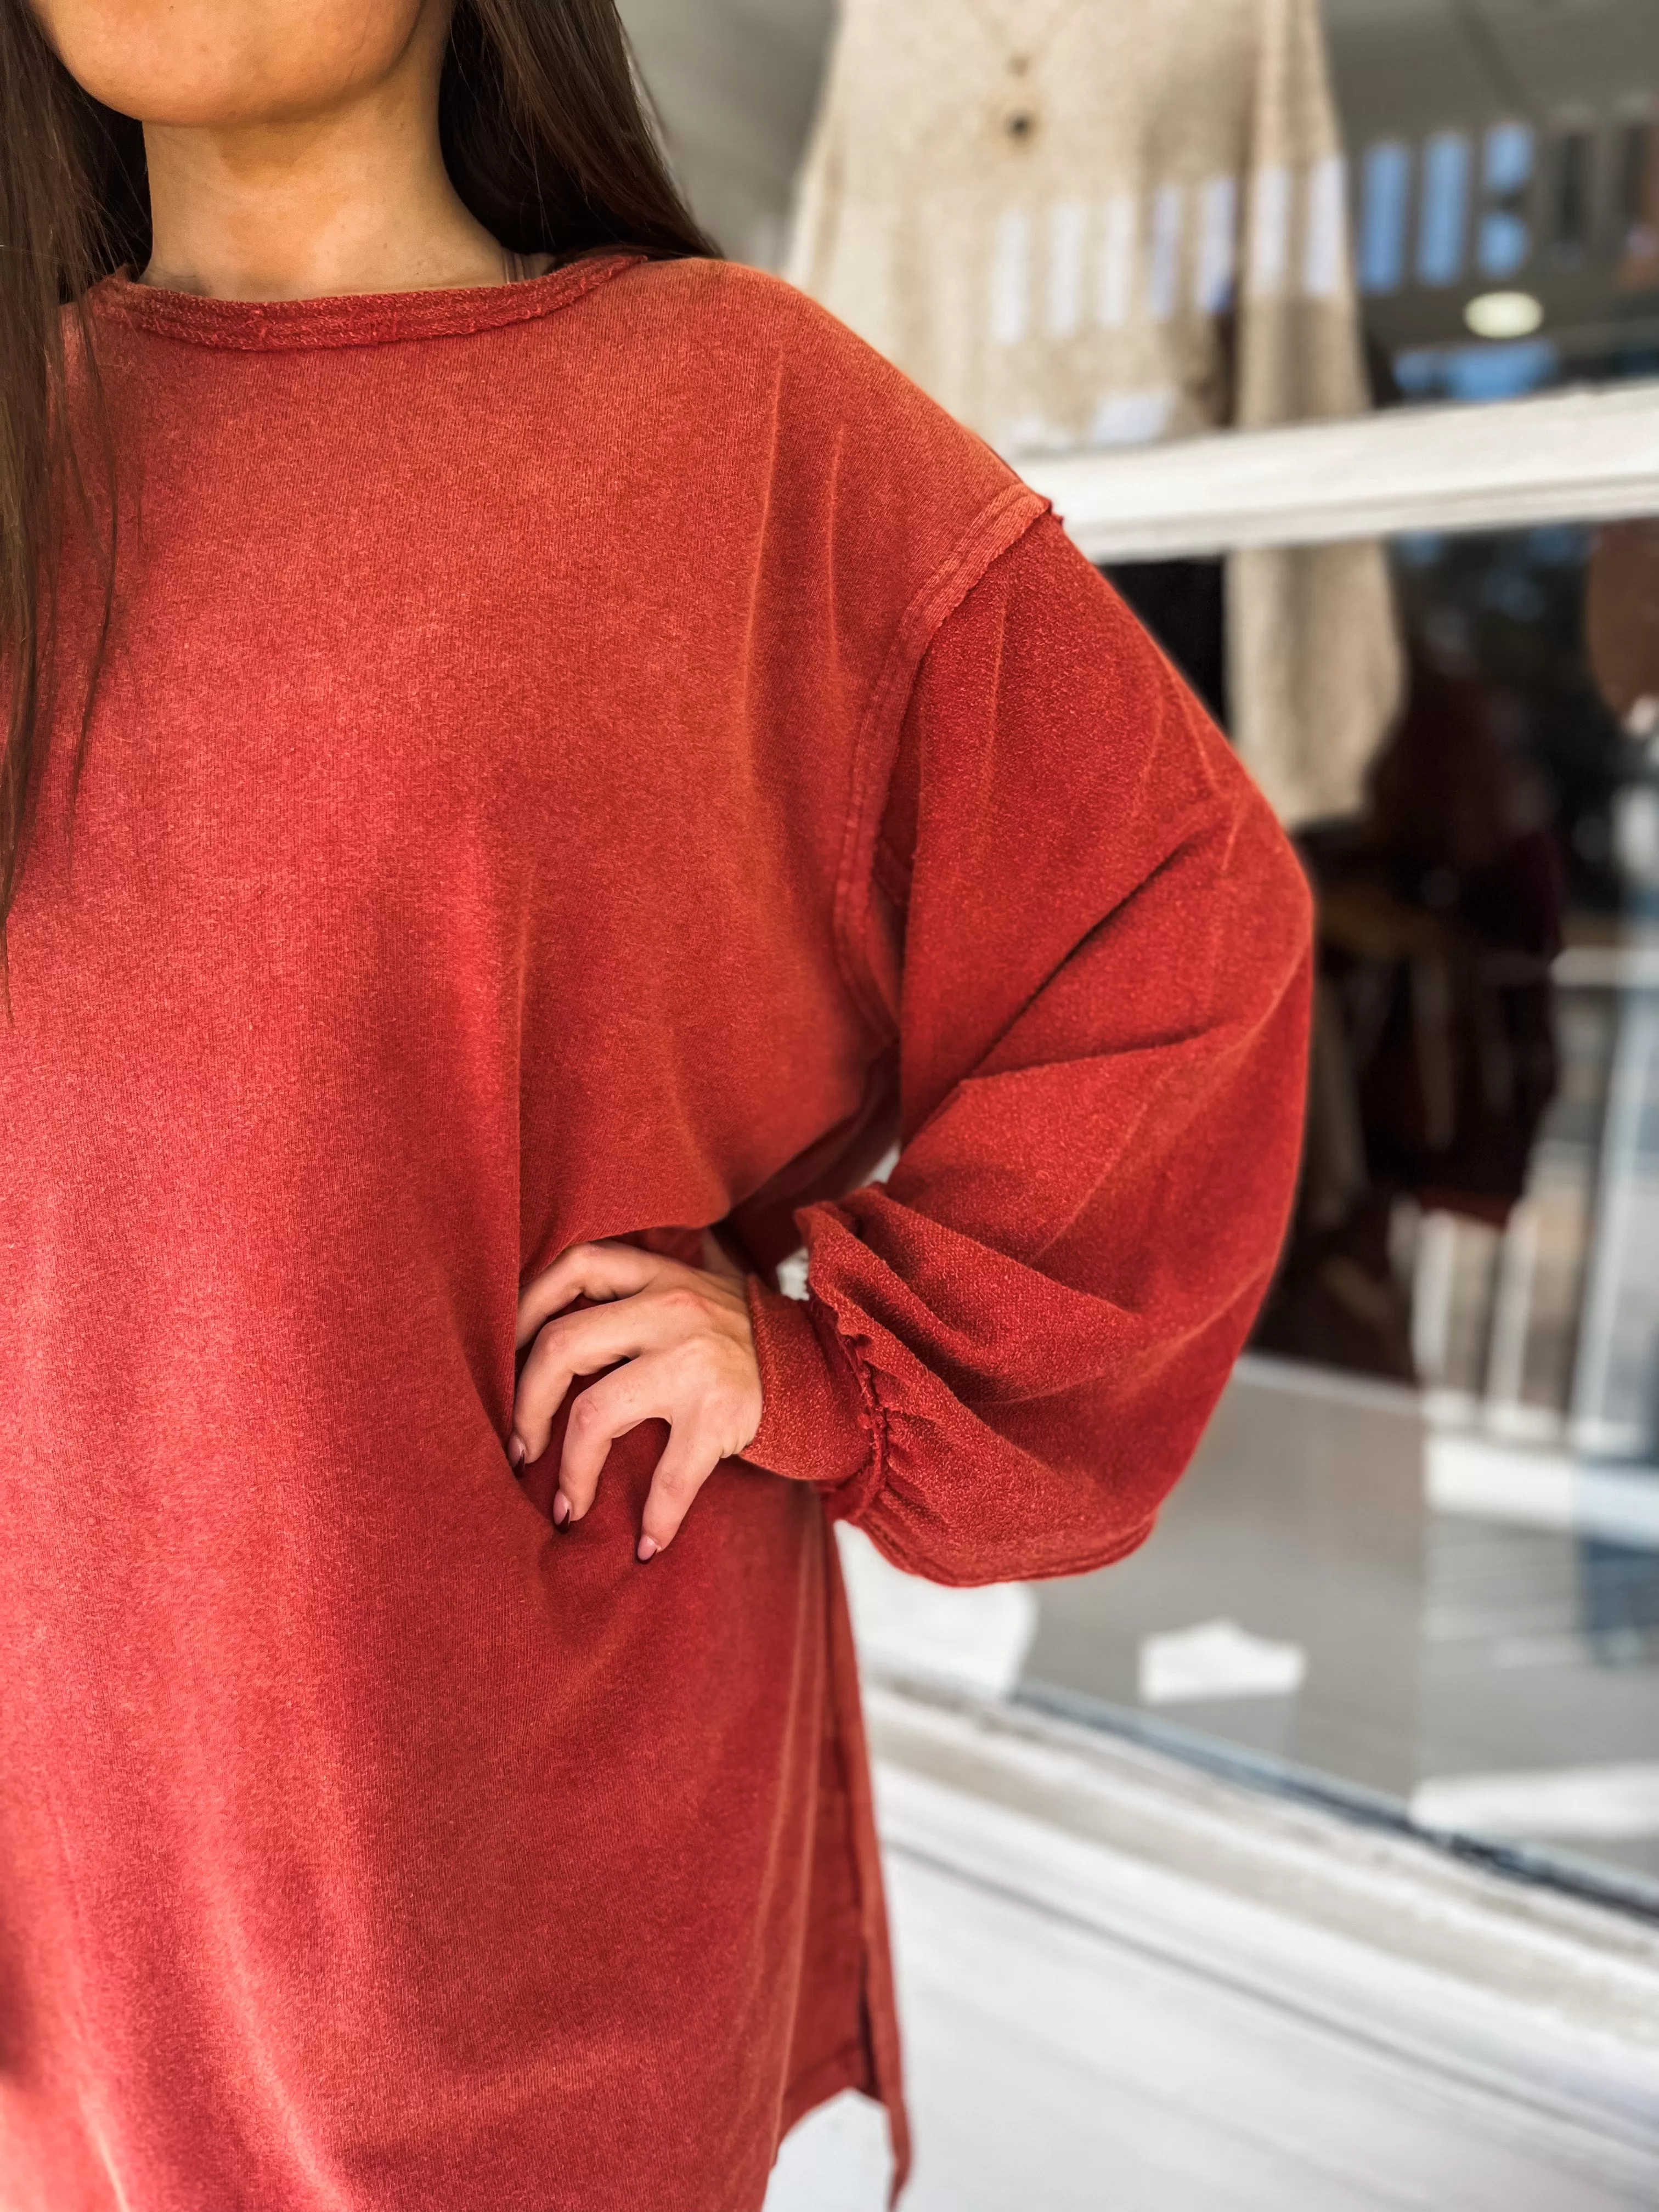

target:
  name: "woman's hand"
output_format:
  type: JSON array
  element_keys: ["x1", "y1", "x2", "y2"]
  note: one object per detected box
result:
[{"x1": 510, "y1": 1234, "x2": 763, "y2": 1560}]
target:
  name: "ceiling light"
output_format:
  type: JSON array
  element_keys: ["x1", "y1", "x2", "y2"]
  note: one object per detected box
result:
[{"x1": 1464, "y1": 290, "x2": 1544, "y2": 339}]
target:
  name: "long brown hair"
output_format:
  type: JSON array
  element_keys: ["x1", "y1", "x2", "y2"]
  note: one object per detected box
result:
[{"x1": 0, "y1": 0, "x2": 714, "y2": 974}]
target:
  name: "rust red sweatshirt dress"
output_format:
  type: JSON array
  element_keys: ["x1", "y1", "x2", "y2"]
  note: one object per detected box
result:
[{"x1": 0, "y1": 252, "x2": 1312, "y2": 2211}]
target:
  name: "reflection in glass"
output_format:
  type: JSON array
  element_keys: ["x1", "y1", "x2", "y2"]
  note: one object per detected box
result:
[
  {"x1": 1329, "y1": 0, "x2": 1659, "y2": 400},
  {"x1": 1417, "y1": 131, "x2": 1471, "y2": 287},
  {"x1": 1550, "y1": 126, "x2": 1597, "y2": 264},
  {"x1": 1614, "y1": 119, "x2": 1659, "y2": 289},
  {"x1": 1477, "y1": 122, "x2": 1533, "y2": 281},
  {"x1": 1359, "y1": 140, "x2": 1412, "y2": 297}
]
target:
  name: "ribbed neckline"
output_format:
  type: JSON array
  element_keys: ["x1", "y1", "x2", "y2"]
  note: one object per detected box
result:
[{"x1": 87, "y1": 248, "x2": 643, "y2": 352}]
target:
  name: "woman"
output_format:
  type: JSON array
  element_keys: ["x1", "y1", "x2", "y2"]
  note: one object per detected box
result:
[{"x1": 0, "y1": 3, "x2": 1312, "y2": 2207}]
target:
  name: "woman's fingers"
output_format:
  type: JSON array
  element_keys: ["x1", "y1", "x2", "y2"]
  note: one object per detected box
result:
[
  {"x1": 557, "y1": 1357, "x2": 731, "y2": 1559},
  {"x1": 515, "y1": 1240, "x2": 665, "y2": 1350},
  {"x1": 553, "y1": 1333, "x2": 760, "y2": 1550},
  {"x1": 555, "y1": 1356, "x2": 668, "y2": 1526},
  {"x1": 625, "y1": 1331, "x2": 761, "y2": 1553},
  {"x1": 512, "y1": 1297, "x2": 663, "y2": 1465},
  {"x1": 509, "y1": 1238, "x2": 764, "y2": 1556},
  {"x1": 638, "y1": 1420, "x2": 725, "y2": 1561}
]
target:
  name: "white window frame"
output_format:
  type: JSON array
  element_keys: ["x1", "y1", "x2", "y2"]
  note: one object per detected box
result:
[{"x1": 1022, "y1": 381, "x2": 1659, "y2": 560}]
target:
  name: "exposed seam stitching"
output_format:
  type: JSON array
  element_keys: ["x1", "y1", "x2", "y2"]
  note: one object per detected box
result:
[
  {"x1": 830, "y1": 481, "x2": 1051, "y2": 1039},
  {"x1": 810, "y1": 1289, "x2": 890, "y2": 1519}
]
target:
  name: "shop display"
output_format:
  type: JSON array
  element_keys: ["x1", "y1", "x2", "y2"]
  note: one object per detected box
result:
[
  {"x1": 787, "y1": 0, "x2": 1403, "y2": 826},
  {"x1": 1256, "y1": 636, "x2": 1564, "y2": 1379}
]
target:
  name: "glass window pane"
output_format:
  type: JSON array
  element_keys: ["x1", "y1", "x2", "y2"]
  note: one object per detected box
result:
[
  {"x1": 1418, "y1": 131, "x2": 1472, "y2": 286},
  {"x1": 1551, "y1": 127, "x2": 1598, "y2": 261},
  {"x1": 1476, "y1": 122, "x2": 1533, "y2": 280},
  {"x1": 1360, "y1": 140, "x2": 1413, "y2": 296},
  {"x1": 1329, "y1": 1, "x2": 1659, "y2": 399}
]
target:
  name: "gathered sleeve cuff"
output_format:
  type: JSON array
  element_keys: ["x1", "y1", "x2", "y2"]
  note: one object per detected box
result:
[{"x1": 742, "y1": 1278, "x2": 882, "y2": 1515}]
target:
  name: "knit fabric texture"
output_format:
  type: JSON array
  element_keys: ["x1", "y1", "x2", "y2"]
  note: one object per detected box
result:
[
  {"x1": 785, "y1": 0, "x2": 1404, "y2": 826},
  {"x1": 0, "y1": 252, "x2": 1312, "y2": 2211}
]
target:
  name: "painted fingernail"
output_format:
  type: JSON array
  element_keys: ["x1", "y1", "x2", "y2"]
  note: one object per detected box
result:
[
  {"x1": 636, "y1": 1536, "x2": 658, "y2": 1563},
  {"x1": 508, "y1": 1435, "x2": 526, "y2": 1469},
  {"x1": 552, "y1": 1491, "x2": 571, "y2": 1528}
]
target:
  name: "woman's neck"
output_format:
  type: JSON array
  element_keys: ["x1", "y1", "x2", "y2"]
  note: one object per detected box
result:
[{"x1": 138, "y1": 14, "x2": 524, "y2": 300}]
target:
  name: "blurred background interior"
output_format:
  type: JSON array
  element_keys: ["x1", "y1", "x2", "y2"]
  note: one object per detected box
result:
[{"x1": 607, "y1": 4, "x2": 1659, "y2": 2200}]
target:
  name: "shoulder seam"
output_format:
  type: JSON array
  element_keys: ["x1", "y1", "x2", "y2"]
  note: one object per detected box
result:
[{"x1": 831, "y1": 481, "x2": 1051, "y2": 1035}]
